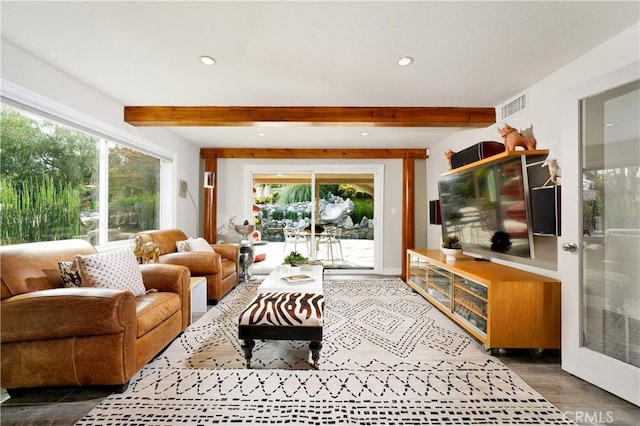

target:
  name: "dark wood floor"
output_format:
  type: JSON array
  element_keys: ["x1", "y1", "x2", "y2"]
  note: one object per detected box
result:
[{"x1": 500, "y1": 350, "x2": 639, "y2": 425}]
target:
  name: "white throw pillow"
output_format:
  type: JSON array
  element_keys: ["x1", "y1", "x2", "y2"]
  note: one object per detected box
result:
[
  {"x1": 186, "y1": 237, "x2": 215, "y2": 253},
  {"x1": 74, "y1": 248, "x2": 146, "y2": 297}
]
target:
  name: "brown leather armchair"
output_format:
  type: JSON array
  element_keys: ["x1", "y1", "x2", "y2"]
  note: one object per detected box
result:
[
  {"x1": 0, "y1": 239, "x2": 190, "y2": 395},
  {"x1": 136, "y1": 229, "x2": 239, "y2": 304}
]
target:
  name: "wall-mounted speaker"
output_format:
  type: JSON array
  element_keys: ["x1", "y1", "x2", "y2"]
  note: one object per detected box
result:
[
  {"x1": 449, "y1": 141, "x2": 505, "y2": 169},
  {"x1": 532, "y1": 186, "x2": 561, "y2": 236},
  {"x1": 429, "y1": 200, "x2": 442, "y2": 225}
]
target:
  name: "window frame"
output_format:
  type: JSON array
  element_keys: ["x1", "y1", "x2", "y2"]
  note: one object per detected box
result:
[{"x1": 1, "y1": 79, "x2": 177, "y2": 247}]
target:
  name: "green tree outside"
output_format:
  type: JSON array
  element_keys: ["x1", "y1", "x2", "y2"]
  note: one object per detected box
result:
[
  {"x1": 1, "y1": 105, "x2": 160, "y2": 244},
  {"x1": 1, "y1": 107, "x2": 98, "y2": 189},
  {"x1": 0, "y1": 175, "x2": 81, "y2": 244},
  {"x1": 1, "y1": 107, "x2": 98, "y2": 244},
  {"x1": 108, "y1": 145, "x2": 160, "y2": 234}
]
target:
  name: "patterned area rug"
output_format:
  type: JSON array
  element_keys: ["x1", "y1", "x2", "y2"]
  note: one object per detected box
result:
[{"x1": 77, "y1": 278, "x2": 572, "y2": 425}]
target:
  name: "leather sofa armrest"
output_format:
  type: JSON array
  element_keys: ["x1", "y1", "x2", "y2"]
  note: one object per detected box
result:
[
  {"x1": 140, "y1": 263, "x2": 190, "y2": 330},
  {"x1": 157, "y1": 252, "x2": 220, "y2": 274},
  {"x1": 211, "y1": 244, "x2": 239, "y2": 264},
  {"x1": 1, "y1": 288, "x2": 136, "y2": 343},
  {"x1": 140, "y1": 263, "x2": 190, "y2": 294}
]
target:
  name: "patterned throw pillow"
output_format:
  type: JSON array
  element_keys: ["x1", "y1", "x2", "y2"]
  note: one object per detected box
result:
[
  {"x1": 186, "y1": 237, "x2": 215, "y2": 253},
  {"x1": 176, "y1": 239, "x2": 190, "y2": 252},
  {"x1": 74, "y1": 248, "x2": 146, "y2": 297},
  {"x1": 58, "y1": 261, "x2": 82, "y2": 288}
]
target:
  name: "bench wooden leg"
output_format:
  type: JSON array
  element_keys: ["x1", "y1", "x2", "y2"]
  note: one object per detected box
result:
[
  {"x1": 309, "y1": 340, "x2": 322, "y2": 369},
  {"x1": 241, "y1": 339, "x2": 255, "y2": 368}
]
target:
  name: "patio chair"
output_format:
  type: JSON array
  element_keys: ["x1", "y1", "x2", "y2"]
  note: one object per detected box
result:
[
  {"x1": 316, "y1": 226, "x2": 343, "y2": 263},
  {"x1": 283, "y1": 226, "x2": 309, "y2": 255}
]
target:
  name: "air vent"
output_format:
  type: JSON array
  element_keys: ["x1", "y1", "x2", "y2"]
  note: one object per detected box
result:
[{"x1": 499, "y1": 92, "x2": 528, "y2": 121}]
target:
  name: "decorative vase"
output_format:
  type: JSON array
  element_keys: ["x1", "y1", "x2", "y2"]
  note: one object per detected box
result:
[
  {"x1": 442, "y1": 248, "x2": 462, "y2": 262},
  {"x1": 235, "y1": 224, "x2": 255, "y2": 241}
]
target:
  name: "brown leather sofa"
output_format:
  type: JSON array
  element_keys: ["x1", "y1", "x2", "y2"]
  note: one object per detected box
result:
[
  {"x1": 0, "y1": 239, "x2": 190, "y2": 395},
  {"x1": 136, "y1": 229, "x2": 239, "y2": 303}
]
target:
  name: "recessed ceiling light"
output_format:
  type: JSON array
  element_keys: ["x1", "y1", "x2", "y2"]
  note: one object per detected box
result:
[
  {"x1": 604, "y1": 123, "x2": 614, "y2": 127},
  {"x1": 258, "y1": 132, "x2": 266, "y2": 137},
  {"x1": 199, "y1": 55, "x2": 216, "y2": 66},
  {"x1": 397, "y1": 56, "x2": 414, "y2": 66},
  {"x1": 361, "y1": 132, "x2": 369, "y2": 136}
]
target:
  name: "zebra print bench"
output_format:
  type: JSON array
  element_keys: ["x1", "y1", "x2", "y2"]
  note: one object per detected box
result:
[{"x1": 238, "y1": 291, "x2": 324, "y2": 368}]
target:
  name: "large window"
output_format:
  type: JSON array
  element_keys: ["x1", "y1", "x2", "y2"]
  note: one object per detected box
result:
[{"x1": 0, "y1": 103, "x2": 166, "y2": 245}]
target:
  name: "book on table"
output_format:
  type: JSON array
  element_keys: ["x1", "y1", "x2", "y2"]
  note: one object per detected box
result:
[{"x1": 281, "y1": 274, "x2": 315, "y2": 283}]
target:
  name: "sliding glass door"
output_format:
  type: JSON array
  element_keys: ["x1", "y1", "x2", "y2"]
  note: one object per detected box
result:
[
  {"x1": 312, "y1": 172, "x2": 374, "y2": 269},
  {"x1": 248, "y1": 164, "x2": 379, "y2": 273},
  {"x1": 253, "y1": 171, "x2": 314, "y2": 262}
]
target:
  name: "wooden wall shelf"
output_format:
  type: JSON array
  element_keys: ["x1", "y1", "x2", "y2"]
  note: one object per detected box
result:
[{"x1": 440, "y1": 149, "x2": 549, "y2": 176}]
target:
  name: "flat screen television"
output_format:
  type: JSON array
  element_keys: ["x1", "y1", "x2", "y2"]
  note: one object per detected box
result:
[{"x1": 437, "y1": 156, "x2": 534, "y2": 259}]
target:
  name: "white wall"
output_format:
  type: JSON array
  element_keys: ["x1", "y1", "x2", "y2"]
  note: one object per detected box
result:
[
  {"x1": 215, "y1": 157, "x2": 405, "y2": 275},
  {"x1": 1, "y1": 40, "x2": 202, "y2": 237},
  {"x1": 427, "y1": 22, "x2": 640, "y2": 276}
]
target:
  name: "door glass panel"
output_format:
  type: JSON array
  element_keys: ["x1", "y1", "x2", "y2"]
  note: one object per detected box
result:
[
  {"x1": 253, "y1": 171, "x2": 374, "y2": 270},
  {"x1": 581, "y1": 80, "x2": 640, "y2": 367},
  {"x1": 253, "y1": 171, "x2": 313, "y2": 258},
  {"x1": 313, "y1": 172, "x2": 374, "y2": 269}
]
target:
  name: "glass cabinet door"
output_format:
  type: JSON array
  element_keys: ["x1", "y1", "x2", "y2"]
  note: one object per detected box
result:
[
  {"x1": 426, "y1": 264, "x2": 453, "y2": 307},
  {"x1": 408, "y1": 254, "x2": 428, "y2": 291},
  {"x1": 453, "y1": 276, "x2": 488, "y2": 336}
]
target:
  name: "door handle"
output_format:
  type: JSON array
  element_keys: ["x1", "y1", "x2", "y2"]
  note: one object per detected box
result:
[{"x1": 562, "y1": 242, "x2": 578, "y2": 252}]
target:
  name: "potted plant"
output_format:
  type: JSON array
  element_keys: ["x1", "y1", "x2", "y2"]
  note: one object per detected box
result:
[
  {"x1": 284, "y1": 250, "x2": 308, "y2": 264},
  {"x1": 283, "y1": 251, "x2": 308, "y2": 265},
  {"x1": 441, "y1": 235, "x2": 463, "y2": 261},
  {"x1": 283, "y1": 251, "x2": 309, "y2": 273}
]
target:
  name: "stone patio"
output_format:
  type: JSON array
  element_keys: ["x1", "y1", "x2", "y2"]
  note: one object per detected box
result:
[{"x1": 250, "y1": 238, "x2": 374, "y2": 274}]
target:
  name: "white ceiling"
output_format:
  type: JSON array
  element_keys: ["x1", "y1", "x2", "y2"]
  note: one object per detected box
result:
[{"x1": 1, "y1": 1, "x2": 638, "y2": 149}]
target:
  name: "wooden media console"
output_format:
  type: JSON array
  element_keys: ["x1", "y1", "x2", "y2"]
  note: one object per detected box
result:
[{"x1": 406, "y1": 249, "x2": 561, "y2": 354}]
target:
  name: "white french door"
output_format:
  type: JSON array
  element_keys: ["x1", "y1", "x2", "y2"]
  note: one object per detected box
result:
[{"x1": 560, "y1": 62, "x2": 640, "y2": 406}]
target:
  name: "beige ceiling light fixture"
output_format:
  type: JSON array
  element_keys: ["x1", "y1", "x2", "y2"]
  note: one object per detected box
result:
[
  {"x1": 199, "y1": 55, "x2": 216, "y2": 66},
  {"x1": 397, "y1": 56, "x2": 414, "y2": 66}
]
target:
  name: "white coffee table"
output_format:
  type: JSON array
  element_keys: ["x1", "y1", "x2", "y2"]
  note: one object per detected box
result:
[{"x1": 257, "y1": 264, "x2": 324, "y2": 294}]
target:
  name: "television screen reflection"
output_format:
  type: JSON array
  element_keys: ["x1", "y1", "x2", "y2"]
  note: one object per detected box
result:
[{"x1": 438, "y1": 157, "x2": 533, "y2": 259}]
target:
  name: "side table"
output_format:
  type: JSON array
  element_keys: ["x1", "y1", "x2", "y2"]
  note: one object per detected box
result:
[
  {"x1": 238, "y1": 240, "x2": 255, "y2": 283},
  {"x1": 190, "y1": 277, "x2": 207, "y2": 324}
]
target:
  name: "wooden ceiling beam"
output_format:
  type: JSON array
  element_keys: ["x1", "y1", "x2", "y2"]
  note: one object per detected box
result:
[
  {"x1": 124, "y1": 106, "x2": 495, "y2": 128},
  {"x1": 200, "y1": 148, "x2": 428, "y2": 159},
  {"x1": 253, "y1": 176, "x2": 375, "y2": 184}
]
